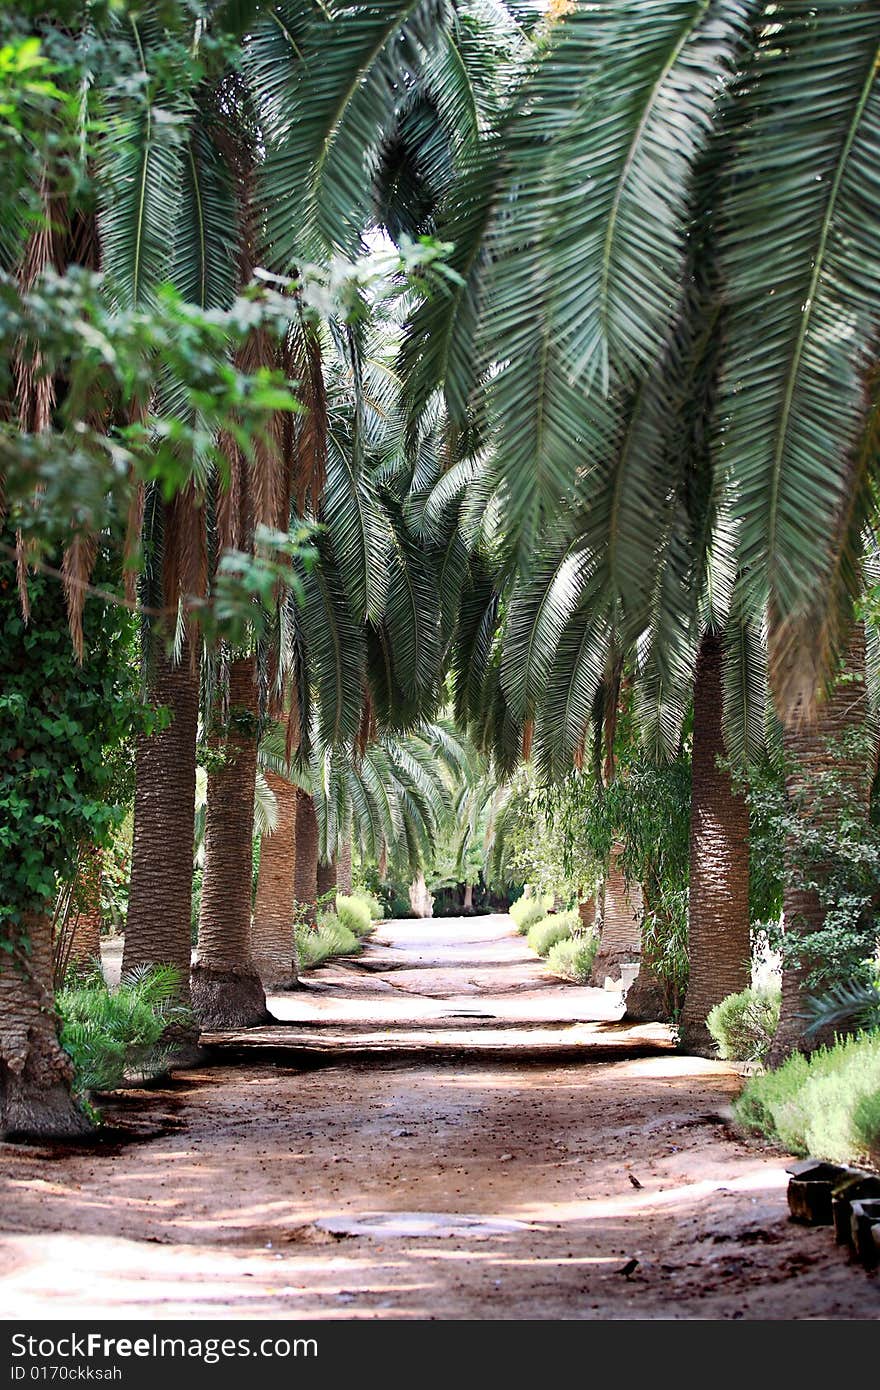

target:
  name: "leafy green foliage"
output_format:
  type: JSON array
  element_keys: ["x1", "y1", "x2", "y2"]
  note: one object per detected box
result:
[
  {"x1": 295, "y1": 915, "x2": 361, "y2": 970},
  {"x1": 0, "y1": 547, "x2": 145, "y2": 940},
  {"x1": 735, "y1": 1032, "x2": 880, "y2": 1167},
  {"x1": 744, "y1": 732, "x2": 880, "y2": 992},
  {"x1": 706, "y1": 985, "x2": 781, "y2": 1064},
  {"x1": 58, "y1": 965, "x2": 194, "y2": 1096},
  {"x1": 353, "y1": 889, "x2": 384, "y2": 921},
  {"x1": 546, "y1": 933, "x2": 598, "y2": 984},
  {"x1": 720, "y1": 3, "x2": 880, "y2": 676},
  {"x1": 527, "y1": 909, "x2": 579, "y2": 958},
  {"x1": 509, "y1": 891, "x2": 553, "y2": 934},
  {"x1": 335, "y1": 893, "x2": 373, "y2": 936},
  {"x1": 805, "y1": 974, "x2": 880, "y2": 1040}
]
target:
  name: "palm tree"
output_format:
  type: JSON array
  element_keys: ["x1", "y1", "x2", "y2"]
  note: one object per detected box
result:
[
  {"x1": 191, "y1": 654, "x2": 271, "y2": 1026},
  {"x1": 122, "y1": 640, "x2": 200, "y2": 994},
  {"x1": 252, "y1": 772, "x2": 300, "y2": 988},
  {"x1": 768, "y1": 624, "x2": 874, "y2": 1062},
  {"x1": 390, "y1": 3, "x2": 880, "y2": 1049},
  {"x1": 105, "y1": 9, "x2": 239, "y2": 1001},
  {"x1": 678, "y1": 631, "x2": 750, "y2": 1051}
]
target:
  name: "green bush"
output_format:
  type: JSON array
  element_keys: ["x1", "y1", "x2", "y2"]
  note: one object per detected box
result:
[
  {"x1": 296, "y1": 915, "x2": 361, "y2": 970},
  {"x1": 735, "y1": 1032, "x2": 880, "y2": 1165},
  {"x1": 510, "y1": 892, "x2": 554, "y2": 933},
  {"x1": 353, "y1": 890, "x2": 383, "y2": 921},
  {"x1": 546, "y1": 933, "x2": 598, "y2": 982},
  {"x1": 706, "y1": 985, "x2": 781, "y2": 1064},
  {"x1": 336, "y1": 894, "x2": 373, "y2": 936},
  {"x1": 58, "y1": 965, "x2": 193, "y2": 1096},
  {"x1": 527, "y1": 909, "x2": 580, "y2": 957}
]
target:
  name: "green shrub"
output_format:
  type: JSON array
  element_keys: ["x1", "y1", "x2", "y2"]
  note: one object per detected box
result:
[
  {"x1": 734, "y1": 1051, "x2": 811, "y2": 1136},
  {"x1": 335, "y1": 894, "x2": 373, "y2": 936},
  {"x1": 527, "y1": 909, "x2": 580, "y2": 957},
  {"x1": 58, "y1": 965, "x2": 193, "y2": 1095},
  {"x1": 706, "y1": 985, "x2": 781, "y2": 1064},
  {"x1": 546, "y1": 933, "x2": 598, "y2": 982},
  {"x1": 735, "y1": 1032, "x2": 880, "y2": 1165},
  {"x1": 853, "y1": 1090, "x2": 880, "y2": 1170},
  {"x1": 296, "y1": 915, "x2": 361, "y2": 970},
  {"x1": 510, "y1": 893, "x2": 554, "y2": 933},
  {"x1": 354, "y1": 890, "x2": 383, "y2": 921}
]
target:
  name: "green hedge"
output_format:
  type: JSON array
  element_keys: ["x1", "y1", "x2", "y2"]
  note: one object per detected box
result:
[
  {"x1": 734, "y1": 1031, "x2": 880, "y2": 1167},
  {"x1": 510, "y1": 893, "x2": 554, "y2": 933},
  {"x1": 527, "y1": 909, "x2": 580, "y2": 957},
  {"x1": 335, "y1": 894, "x2": 373, "y2": 936},
  {"x1": 546, "y1": 934, "x2": 598, "y2": 982}
]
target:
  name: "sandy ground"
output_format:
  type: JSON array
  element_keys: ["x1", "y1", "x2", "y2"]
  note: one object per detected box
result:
[{"x1": 2, "y1": 915, "x2": 879, "y2": 1320}]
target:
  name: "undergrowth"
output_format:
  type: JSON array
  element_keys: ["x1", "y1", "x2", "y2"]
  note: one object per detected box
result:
[
  {"x1": 296, "y1": 915, "x2": 361, "y2": 969},
  {"x1": 734, "y1": 1032, "x2": 880, "y2": 1168},
  {"x1": 545, "y1": 933, "x2": 598, "y2": 982},
  {"x1": 57, "y1": 965, "x2": 193, "y2": 1096}
]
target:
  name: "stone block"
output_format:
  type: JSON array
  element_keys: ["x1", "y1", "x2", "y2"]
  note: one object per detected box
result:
[{"x1": 785, "y1": 1160, "x2": 848, "y2": 1225}]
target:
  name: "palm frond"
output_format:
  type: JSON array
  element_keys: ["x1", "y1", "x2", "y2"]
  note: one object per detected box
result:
[
  {"x1": 719, "y1": 3, "x2": 880, "y2": 708},
  {"x1": 97, "y1": 17, "x2": 189, "y2": 309},
  {"x1": 259, "y1": 0, "x2": 454, "y2": 261}
]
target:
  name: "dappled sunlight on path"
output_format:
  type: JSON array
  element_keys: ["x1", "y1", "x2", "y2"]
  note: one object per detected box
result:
[{"x1": 2, "y1": 916, "x2": 879, "y2": 1320}]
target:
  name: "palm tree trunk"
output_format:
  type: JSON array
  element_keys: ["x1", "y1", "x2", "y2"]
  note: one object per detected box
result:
[
  {"x1": 252, "y1": 771, "x2": 299, "y2": 988},
  {"x1": 409, "y1": 872, "x2": 433, "y2": 918},
  {"x1": 679, "y1": 631, "x2": 751, "y2": 1056},
  {"x1": 192, "y1": 656, "x2": 269, "y2": 1028},
  {"x1": 123, "y1": 638, "x2": 199, "y2": 998},
  {"x1": 463, "y1": 882, "x2": 474, "y2": 913},
  {"x1": 624, "y1": 878, "x2": 674, "y2": 1023},
  {"x1": 578, "y1": 898, "x2": 596, "y2": 931},
  {"x1": 67, "y1": 845, "x2": 103, "y2": 976},
  {"x1": 768, "y1": 624, "x2": 871, "y2": 1064},
  {"x1": 590, "y1": 850, "x2": 641, "y2": 985},
  {"x1": 1, "y1": 914, "x2": 90, "y2": 1138},
  {"x1": 317, "y1": 854, "x2": 338, "y2": 905},
  {"x1": 338, "y1": 836, "x2": 353, "y2": 895},
  {"x1": 294, "y1": 789, "x2": 319, "y2": 928}
]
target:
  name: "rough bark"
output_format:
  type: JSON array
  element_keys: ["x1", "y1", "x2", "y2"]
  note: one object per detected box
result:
[
  {"x1": 1, "y1": 915, "x2": 91, "y2": 1139},
  {"x1": 123, "y1": 639, "x2": 199, "y2": 999},
  {"x1": 624, "y1": 883, "x2": 673, "y2": 1024},
  {"x1": 58, "y1": 845, "x2": 103, "y2": 981},
  {"x1": 768, "y1": 625, "x2": 871, "y2": 1064},
  {"x1": 463, "y1": 882, "x2": 474, "y2": 913},
  {"x1": 192, "y1": 656, "x2": 270, "y2": 1029},
  {"x1": 338, "y1": 837, "x2": 353, "y2": 895},
  {"x1": 679, "y1": 632, "x2": 751, "y2": 1056},
  {"x1": 578, "y1": 898, "x2": 596, "y2": 932},
  {"x1": 590, "y1": 852, "x2": 641, "y2": 985},
  {"x1": 252, "y1": 771, "x2": 299, "y2": 988},
  {"x1": 294, "y1": 789, "x2": 319, "y2": 927},
  {"x1": 317, "y1": 854, "x2": 338, "y2": 906}
]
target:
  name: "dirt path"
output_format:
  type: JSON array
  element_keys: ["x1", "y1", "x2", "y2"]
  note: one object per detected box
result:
[{"x1": 2, "y1": 915, "x2": 878, "y2": 1319}]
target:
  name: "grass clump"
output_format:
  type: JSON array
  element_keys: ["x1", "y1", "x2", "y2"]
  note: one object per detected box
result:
[
  {"x1": 58, "y1": 965, "x2": 193, "y2": 1096},
  {"x1": 546, "y1": 933, "x2": 598, "y2": 982},
  {"x1": 527, "y1": 908, "x2": 580, "y2": 957},
  {"x1": 734, "y1": 1031, "x2": 880, "y2": 1166},
  {"x1": 706, "y1": 985, "x2": 781, "y2": 1064},
  {"x1": 353, "y1": 890, "x2": 383, "y2": 920},
  {"x1": 335, "y1": 894, "x2": 373, "y2": 936},
  {"x1": 295, "y1": 914, "x2": 361, "y2": 970},
  {"x1": 510, "y1": 892, "x2": 554, "y2": 934}
]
